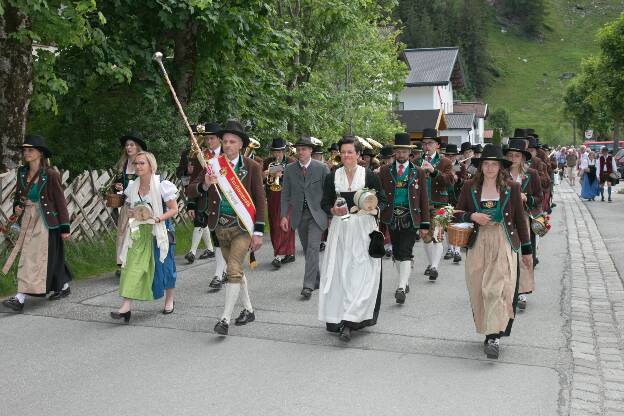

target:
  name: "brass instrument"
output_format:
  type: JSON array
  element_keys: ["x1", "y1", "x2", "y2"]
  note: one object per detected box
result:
[
  {"x1": 244, "y1": 137, "x2": 261, "y2": 158},
  {"x1": 267, "y1": 160, "x2": 283, "y2": 192}
]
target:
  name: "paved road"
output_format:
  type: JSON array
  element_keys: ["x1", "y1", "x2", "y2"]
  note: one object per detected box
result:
[{"x1": 0, "y1": 185, "x2": 580, "y2": 415}]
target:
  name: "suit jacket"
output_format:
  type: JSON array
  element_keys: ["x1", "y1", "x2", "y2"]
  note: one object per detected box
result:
[
  {"x1": 453, "y1": 179, "x2": 532, "y2": 255},
  {"x1": 280, "y1": 159, "x2": 330, "y2": 230},
  {"x1": 14, "y1": 166, "x2": 70, "y2": 233},
  {"x1": 187, "y1": 155, "x2": 266, "y2": 233},
  {"x1": 529, "y1": 157, "x2": 551, "y2": 190},
  {"x1": 519, "y1": 167, "x2": 543, "y2": 216},
  {"x1": 378, "y1": 162, "x2": 430, "y2": 229},
  {"x1": 415, "y1": 152, "x2": 456, "y2": 207}
]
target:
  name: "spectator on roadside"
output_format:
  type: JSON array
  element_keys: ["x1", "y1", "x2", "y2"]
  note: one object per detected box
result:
[
  {"x1": 557, "y1": 147, "x2": 567, "y2": 178},
  {"x1": 566, "y1": 148, "x2": 579, "y2": 186}
]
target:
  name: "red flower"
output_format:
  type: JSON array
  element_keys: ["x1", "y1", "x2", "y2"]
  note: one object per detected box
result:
[
  {"x1": 436, "y1": 208, "x2": 446, "y2": 216},
  {"x1": 546, "y1": 224, "x2": 552, "y2": 230},
  {"x1": 545, "y1": 215, "x2": 550, "y2": 221}
]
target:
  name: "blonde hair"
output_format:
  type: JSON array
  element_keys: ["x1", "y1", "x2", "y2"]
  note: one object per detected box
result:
[{"x1": 135, "y1": 151, "x2": 158, "y2": 174}]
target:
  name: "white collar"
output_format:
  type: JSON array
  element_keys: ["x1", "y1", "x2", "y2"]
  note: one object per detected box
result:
[
  {"x1": 299, "y1": 158, "x2": 312, "y2": 169},
  {"x1": 228, "y1": 154, "x2": 240, "y2": 167}
]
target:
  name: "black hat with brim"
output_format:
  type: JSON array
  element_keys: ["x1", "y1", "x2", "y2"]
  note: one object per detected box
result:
[
  {"x1": 393, "y1": 132, "x2": 413, "y2": 149},
  {"x1": 421, "y1": 128, "x2": 440, "y2": 142},
  {"x1": 444, "y1": 144, "x2": 459, "y2": 155},
  {"x1": 270, "y1": 137, "x2": 288, "y2": 151},
  {"x1": 22, "y1": 134, "x2": 52, "y2": 158},
  {"x1": 471, "y1": 144, "x2": 484, "y2": 153},
  {"x1": 218, "y1": 120, "x2": 250, "y2": 148},
  {"x1": 294, "y1": 136, "x2": 315, "y2": 148},
  {"x1": 503, "y1": 138, "x2": 532, "y2": 161},
  {"x1": 471, "y1": 144, "x2": 512, "y2": 168},
  {"x1": 120, "y1": 132, "x2": 148, "y2": 151},
  {"x1": 380, "y1": 145, "x2": 394, "y2": 159},
  {"x1": 460, "y1": 142, "x2": 473, "y2": 153},
  {"x1": 313, "y1": 145, "x2": 324, "y2": 154},
  {"x1": 527, "y1": 136, "x2": 539, "y2": 149},
  {"x1": 328, "y1": 143, "x2": 339, "y2": 152},
  {"x1": 514, "y1": 128, "x2": 529, "y2": 138},
  {"x1": 412, "y1": 142, "x2": 423, "y2": 151},
  {"x1": 362, "y1": 148, "x2": 376, "y2": 157}
]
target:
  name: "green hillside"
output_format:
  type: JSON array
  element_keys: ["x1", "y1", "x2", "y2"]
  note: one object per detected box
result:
[{"x1": 484, "y1": 0, "x2": 624, "y2": 144}]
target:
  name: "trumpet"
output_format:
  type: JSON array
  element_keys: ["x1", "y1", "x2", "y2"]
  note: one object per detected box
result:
[
  {"x1": 244, "y1": 137, "x2": 261, "y2": 157},
  {"x1": 267, "y1": 161, "x2": 283, "y2": 192}
]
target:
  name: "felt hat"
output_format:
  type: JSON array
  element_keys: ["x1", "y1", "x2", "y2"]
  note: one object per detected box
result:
[
  {"x1": 218, "y1": 120, "x2": 250, "y2": 147},
  {"x1": 294, "y1": 135, "x2": 315, "y2": 148},
  {"x1": 120, "y1": 132, "x2": 147, "y2": 151},
  {"x1": 471, "y1": 144, "x2": 484, "y2": 153},
  {"x1": 270, "y1": 137, "x2": 288, "y2": 151},
  {"x1": 22, "y1": 134, "x2": 52, "y2": 158},
  {"x1": 460, "y1": 142, "x2": 473, "y2": 154},
  {"x1": 471, "y1": 144, "x2": 512, "y2": 168},
  {"x1": 393, "y1": 132, "x2": 413, "y2": 149},
  {"x1": 421, "y1": 128, "x2": 440, "y2": 142},
  {"x1": 503, "y1": 138, "x2": 532, "y2": 161},
  {"x1": 444, "y1": 144, "x2": 459, "y2": 155},
  {"x1": 379, "y1": 145, "x2": 394, "y2": 159},
  {"x1": 328, "y1": 143, "x2": 339, "y2": 152}
]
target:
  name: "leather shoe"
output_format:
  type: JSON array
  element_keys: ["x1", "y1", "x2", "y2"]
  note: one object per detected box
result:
[
  {"x1": 199, "y1": 249, "x2": 215, "y2": 259},
  {"x1": 234, "y1": 309, "x2": 255, "y2": 325},
  {"x1": 49, "y1": 287, "x2": 71, "y2": 300},
  {"x1": 395, "y1": 288, "x2": 406, "y2": 304},
  {"x1": 162, "y1": 301, "x2": 175, "y2": 315},
  {"x1": 214, "y1": 319, "x2": 229, "y2": 335},
  {"x1": 340, "y1": 326, "x2": 352, "y2": 342},
  {"x1": 209, "y1": 276, "x2": 223, "y2": 289},
  {"x1": 2, "y1": 297, "x2": 24, "y2": 312},
  {"x1": 184, "y1": 252, "x2": 196, "y2": 264},
  {"x1": 424, "y1": 265, "x2": 431, "y2": 276},
  {"x1": 110, "y1": 310, "x2": 131, "y2": 323},
  {"x1": 281, "y1": 255, "x2": 295, "y2": 264},
  {"x1": 444, "y1": 250, "x2": 453, "y2": 260},
  {"x1": 301, "y1": 288, "x2": 312, "y2": 299},
  {"x1": 428, "y1": 267, "x2": 438, "y2": 281},
  {"x1": 453, "y1": 253, "x2": 462, "y2": 263},
  {"x1": 271, "y1": 258, "x2": 282, "y2": 269}
]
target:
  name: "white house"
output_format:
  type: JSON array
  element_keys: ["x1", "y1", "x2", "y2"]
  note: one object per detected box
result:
[
  {"x1": 440, "y1": 113, "x2": 476, "y2": 146},
  {"x1": 453, "y1": 101, "x2": 488, "y2": 144}
]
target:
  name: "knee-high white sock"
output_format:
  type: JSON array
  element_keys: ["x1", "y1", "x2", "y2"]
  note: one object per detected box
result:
[
  {"x1": 62, "y1": 282, "x2": 69, "y2": 290},
  {"x1": 214, "y1": 247, "x2": 225, "y2": 278},
  {"x1": 423, "y1": 242, "x2": 433, "y2": 264},
  {"x1": 451, "y1": 245, "x2": 459, "y2": 255},
  {"x1": 535, "y1": 235, "x2": 540, "y2": 249},
  {"x1": 398, "y1": 261, "x2": 411, "y2": 290},
  {"x1": 240, "y1": 275, "x2": 253, "y2": 312},
  {"x1": 15, "y1": 293, "x2": 26, "y2": 303},
  {"x1": 201, "y1": 227, "x2": 214, "y2": 251},
  {"x1": 190, "y1": 227, "x2": 203, "y2": 255},
  {"x1": 221, "y1": 283, "x2": 241, "y2": 323},
  {"x1": 431, "y1": 242, "x2": 443, "y2": 269}
]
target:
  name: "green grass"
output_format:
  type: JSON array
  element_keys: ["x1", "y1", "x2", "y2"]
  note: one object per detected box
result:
[
  {"x1": 484, "y1": 0, "x2": 623, "y2": 144},
  {"x1": 0, "y1": 222, "x2": 201, "y2": 297}
]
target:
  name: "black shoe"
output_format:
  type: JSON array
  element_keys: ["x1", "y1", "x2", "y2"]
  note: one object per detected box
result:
[
  {"x1": 485, "y1": 339, "x2": 500, "y2": 359},
  {"x1": 271, "y1": 258, "x2": 282, "y2": 269},
  {"x1": 320, "y1": 242, "x2": 326, "y2": 252},
  {"x1": 115, "y1": 268, "x2": 122, "y2": 278},
  {"x1": 222, "y1": 271, "x2": 229, "y2": 283},
  {"x1": 395, "y1": 288, "x2": 406, "y2": 304},
  {"x1": 428, "y1": 267, "x2": 438, "y2": 281},
  {"x1": 453, "y1": 253, "x2": 462, "y2": 263},
  {"x1": 49, "y1": 286, "x2": 71, "y2": 300},
  {"x1": 184, "y1": 252, "x2": 196, "y2": 264},
  {"x1": 162, "y1": 301, "x2": 175, "y2": 315},
  {"x1": 385, "y1": 249, "x2": 392, "y2": 258},
  {"x1": 534, "y1": 258, "x2": 539, "y2": 269},
  {"x1": 551, "y1": 203, "x2": 557, "y2": 208},
  {"x1": 517, "y1": 295, "x2": 527, "y2": 310},
  {"x1": 444, "y1": 250, "x2": 453, "y2": 260},
  {"x1": 340, "y1": 326, "x2": 351, "y2": 342},
  {"x1": 424, "y1": 265, "x2": 431, "y2": 276},
  {"x1": 301, "y1": 288, "x2": 312, "y2": 299},
  {"x1": 214, "y1": 319, "x2": 229, "y2": 335},
  {"x1": 602, "y1": 197, "x2": 605, "y2": 202},
  {"x1": 281, "y1": 255, "x2": 295, "y2": 264},
  {"x1": 2, "y1": 297, "x2": 24, "y2": 312},
  {"x1": 110, "y1": 310, "x2": 131, "y2": 323},
  {"x1": 209, "y1": 276, "x2": 223, "y2": 289},
  {"x1": 199, "y1": 249, "x2": 215, "y2": 259},
  {"x1": 608, "y1": 198, "x2": 613, "y2": 203},
  {"x1": 234, "y1": 309, "x2": 255, "y2": 325}
]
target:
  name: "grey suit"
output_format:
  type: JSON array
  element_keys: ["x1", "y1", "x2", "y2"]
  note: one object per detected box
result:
[{"x1": 281, "y1": 159, "x2": 330, "y2": 290}]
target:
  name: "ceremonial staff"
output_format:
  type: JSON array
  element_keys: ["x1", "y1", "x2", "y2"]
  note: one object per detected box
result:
[{"x1": 152, "y1": 52, "x2": 206, "y2": 169}]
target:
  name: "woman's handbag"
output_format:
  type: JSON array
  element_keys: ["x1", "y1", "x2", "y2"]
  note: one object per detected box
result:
[{"x1": 368, "y1": 229, "x2": 386, "y2": 258}]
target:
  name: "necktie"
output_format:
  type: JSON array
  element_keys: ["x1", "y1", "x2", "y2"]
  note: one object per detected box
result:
[
  {"x1": 397, "y1": 163, "x2": 404, "y2": 177},
  {"x1": 301, "y1": 165, "x2": 307, "y2": 177},
  {"x1": 426, "y1": 155, "x2": 432, "y2": 163}
]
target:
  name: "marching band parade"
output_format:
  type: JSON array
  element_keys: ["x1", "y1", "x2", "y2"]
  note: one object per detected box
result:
[{"x1": 2, "y1": 120, "x2": 564, "y2": 361}]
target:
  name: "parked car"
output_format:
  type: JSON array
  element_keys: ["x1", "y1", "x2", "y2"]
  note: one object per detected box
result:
[{"x1": 614, "y1": 148, "x2": 624, "y2": 176}]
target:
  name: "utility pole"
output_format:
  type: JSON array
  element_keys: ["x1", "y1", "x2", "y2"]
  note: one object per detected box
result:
[{"x1": 572, "y1": 119, "x2": 577, "y2": 146}]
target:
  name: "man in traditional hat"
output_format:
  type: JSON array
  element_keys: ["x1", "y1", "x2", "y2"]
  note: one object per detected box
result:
[
  {"x1": 379, "y1": 133, "x2": 430, "y2": 303},
  {"x1": 443, "y1": 144, "x2": 462, "y2": 263},
  {"x1": 471, "y1": 144, "x2": 483, "y2": 159},
  {"x1": 179, "y1": 123, "x2": 221, "y2": 265},
  {"x1": 280, "y1": 136, "x2": 330, "y2": 298},
  {"x1": 263, "y1": 138, "x2": 296, "y2": 269},
  {"x1": 188, "y1": 120, "x2": 266, "y2": 336},
  {"x1": 360, "y1": 148, "x2": 379, "y2": 170},
  {"x1": 414, "y1": 128, "x2": 456, "y2": 280},
  {"x1": 526, "y1": 135, "x2": 552, "y2": 214},
  {"x1": 597, "y1": 145, "x2": 618, "y2": 202},
  {"x1": 379, "y1": 145, "x2": 394, "y2": 167}
]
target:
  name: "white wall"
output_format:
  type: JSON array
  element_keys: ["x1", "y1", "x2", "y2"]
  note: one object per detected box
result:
[
  {"x1": 399, "y1": 86, "x2": 435, "y2": 110},
  {"x1": 440, "y1": 129, "x2": 472, "y2": 145},
  {"x1": 474, "y1": 118, "x2": 485, "y2": 143}
]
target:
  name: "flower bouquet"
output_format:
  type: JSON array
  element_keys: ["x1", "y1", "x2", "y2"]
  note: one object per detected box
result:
[
  {"x1": 430, "y1": 205, "x2": 455, "y2": 243},
  {"x1": 530, "y1": 213, "x2": 551, "y2": 237}
]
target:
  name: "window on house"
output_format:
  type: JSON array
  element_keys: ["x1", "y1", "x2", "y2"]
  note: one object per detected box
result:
[{"x1": 398, "y1": 102, "x2": 404, "y2": 111}]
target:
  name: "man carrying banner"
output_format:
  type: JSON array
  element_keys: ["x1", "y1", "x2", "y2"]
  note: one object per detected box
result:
[{"x1": 187, "y1": 120, "x2": 266, "y2": 336}]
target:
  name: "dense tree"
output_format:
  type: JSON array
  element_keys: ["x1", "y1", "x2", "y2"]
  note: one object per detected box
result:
[
  {"x1": 487, "y1": 108, "x2": 511, "y2": 136},
  {"x1": 498, "y1": 0, "x2": 546, "y2": 37}
]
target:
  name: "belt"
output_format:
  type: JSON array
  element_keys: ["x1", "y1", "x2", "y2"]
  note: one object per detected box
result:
[
  {"x1": 217, "y1": 214, "x2": 238, "y2": 227},
  {"x1": 393, "y1": 206, "x2": 410, "y2": 217}
]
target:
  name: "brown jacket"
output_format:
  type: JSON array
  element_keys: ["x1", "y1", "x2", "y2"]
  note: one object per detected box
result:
[
  {"x1": 14, "y1": 166, "x2": 70, "y2": 233},
  {"x1": 378, "y1": 162, "x2": 430, "y2": 229},
  {"x1": 416, "y1": 153, "x2": 456, "y2": 207},
  {"x1": 529, "y1": 156, "x2": 551, "y2": 190},
  {"x1": 518, "y1": 167, "x2": 543, "y2": 216},
  {"x1": 453, "y1": 179, "x2": 532, "y2": 255},
  {"x1": 187, "y1": 156, "x2": 266, "y2": 233}
]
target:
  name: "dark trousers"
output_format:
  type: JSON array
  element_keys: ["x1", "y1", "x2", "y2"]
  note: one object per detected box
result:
[
  {"x1": 389, "y1": 226, "x2": 417, "y2": 261},
  {"x1": 297, "y1": 208, "x2": 323, "y2": 290}
]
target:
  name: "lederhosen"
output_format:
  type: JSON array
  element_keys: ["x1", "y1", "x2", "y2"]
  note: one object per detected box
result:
[{"x1": 388, "y1": 163, "x2": 418, "y2": 261}]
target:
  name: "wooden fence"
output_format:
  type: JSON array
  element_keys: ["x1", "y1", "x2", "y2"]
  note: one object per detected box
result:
[{"x1": 0, "y1": 169, "x2": 190, "y2": 245}]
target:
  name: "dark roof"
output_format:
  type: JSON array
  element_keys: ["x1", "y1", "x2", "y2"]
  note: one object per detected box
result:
[
  {"x1": 395, "y1": 109, "x2": 448, "y2": 134},
  {"x1": 453, "y1": 101, "x2": 488, "y2": 118},
  {"x1": 445, "y1": 113, "x2": 475, "y2": 130},
  {"x1": 402, "y1": 47, "x2": 464, "y2": 89}
]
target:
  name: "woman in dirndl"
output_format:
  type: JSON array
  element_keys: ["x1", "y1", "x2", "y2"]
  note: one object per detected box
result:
[
  {"x1": 112, "y1": 132, "x2": 146, "y2": 277},
  {"x1": 2, "y1": 135, "x2": 73, "y2": 312},
  {"x1": 454, "y1": 144, "x2": 533, "y2": 359},
  {"x1": 318, "y1": 136, "x2": 387, "y2": 342},
  {"x1": 504, "y1": 139, "x2": 543, "y2": 311},
  {"x1": 580, "y1": 151, "x2": 600, "y2": 201},
  {"x1": 111, "y1": 151, "x2": 178, "y2": 323}
]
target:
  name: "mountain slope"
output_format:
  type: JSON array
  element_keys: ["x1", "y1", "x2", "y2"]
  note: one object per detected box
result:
[{"x1": 484, "y1": 0, "x2": 624, "y2": 143}]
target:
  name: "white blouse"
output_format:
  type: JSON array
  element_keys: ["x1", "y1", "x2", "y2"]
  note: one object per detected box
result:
[
  {"x1": 334, "y1": 165, "x2": 366, "y2": 193},
  {"x1": 125, "y1": 179, "x2": 178, "y2": 206}
]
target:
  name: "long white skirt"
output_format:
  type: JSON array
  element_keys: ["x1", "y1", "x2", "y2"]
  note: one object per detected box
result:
[{"x1": 318, "y1": 213, "x2": 381, "y2": 324}]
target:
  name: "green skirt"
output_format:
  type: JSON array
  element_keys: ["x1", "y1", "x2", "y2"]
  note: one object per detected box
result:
[{"x1": 119, "y1": 224, "x2": 155, "y2": 301}]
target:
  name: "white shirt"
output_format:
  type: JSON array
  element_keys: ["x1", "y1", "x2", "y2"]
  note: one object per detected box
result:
[
  {"x1": 299, "y1": 158, "x2": 312, "y2": 169},
  {"x1": 395, "y1": 161, "x2": 409, "y2": 175},
  {"x1": 579, "y1": 153, "x2": 589, "y2": 170}
]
